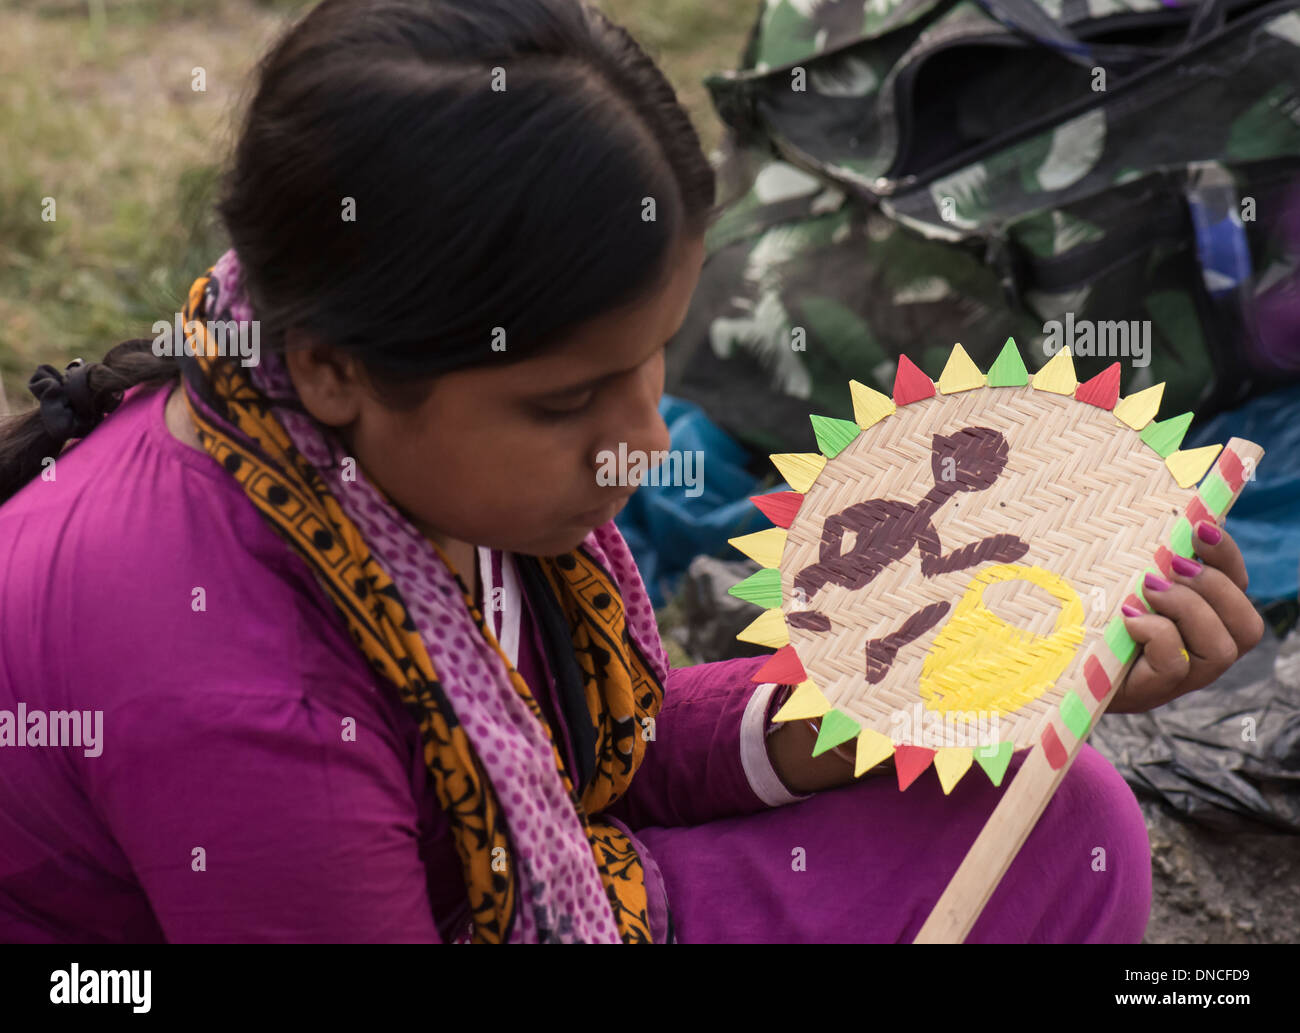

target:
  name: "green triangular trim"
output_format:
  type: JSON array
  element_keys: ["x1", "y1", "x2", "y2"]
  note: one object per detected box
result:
[
  {"x1": 1139, "y1": 411, "x2": 1193, "y2": 458},
  {"x1": 986, "y1": 338, "x2": 1028, "y2": 387},
  {"x1": 809, "y1": 414, "x2": 861, "y2": 459},
  {"x1": 727, "y1": 567, "x2": 783, "y2": 609},
  {"x1": 973, "y1": 741, "x2": 1014, "y2": 786},
  {"x1": 811, "y1": 709, "x2": 861, "y2": 756}
]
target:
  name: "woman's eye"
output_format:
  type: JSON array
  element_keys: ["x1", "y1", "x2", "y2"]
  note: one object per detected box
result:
[{"x1": 536, "y1": 391, "x2": 594, "y2": 419}]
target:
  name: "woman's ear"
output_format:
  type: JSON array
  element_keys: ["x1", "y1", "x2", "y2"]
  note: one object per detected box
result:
[{"x1": 282, "y1": 328, "x2": 363, "y2": 428}]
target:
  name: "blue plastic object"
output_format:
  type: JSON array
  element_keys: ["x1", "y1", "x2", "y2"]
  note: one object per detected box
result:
[
  {"x1": 1184, "y1": 382, "x2": 1300, "y2": 602},
  {"x1": 615, "y1": 396, "x2": 777, "y2": 607}
]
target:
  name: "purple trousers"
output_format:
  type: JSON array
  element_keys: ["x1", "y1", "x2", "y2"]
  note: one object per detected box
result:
[{"x1": 637, "y1": 743, "x2": 1152, "y2": 943}]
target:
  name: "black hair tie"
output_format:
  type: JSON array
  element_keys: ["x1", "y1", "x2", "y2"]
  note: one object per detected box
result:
[{"x1": 26, "y1": 359, "x2": 119, "y2": 446}]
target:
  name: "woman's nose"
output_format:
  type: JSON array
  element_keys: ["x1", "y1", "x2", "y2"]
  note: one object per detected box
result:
[
  {"x1": 592, "y1": 372, "x2": 671, "y2": 476},
  {"x1": 626, "y1": 362, "x2": 671, "y2": 458},
  {"x1": 634, "y1": 402, "x2": 671, "y2": 460}
]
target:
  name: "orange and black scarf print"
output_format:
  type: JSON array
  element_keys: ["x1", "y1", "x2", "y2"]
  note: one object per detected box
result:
[{"x1": 174, "y1": 269, "x2": 664, "y2": 942}]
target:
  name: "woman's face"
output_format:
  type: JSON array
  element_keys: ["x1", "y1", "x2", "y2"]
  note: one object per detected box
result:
[{"x1": 295, "y1": 233, "x2": 705, "y2": 557}]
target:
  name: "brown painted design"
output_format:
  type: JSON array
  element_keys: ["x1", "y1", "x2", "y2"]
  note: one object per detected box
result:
[
  {"x1": 787, "y1": 609, "x2": 831, "y2": 631},
  {"x1": 790, "y1": 427, "x2": 1029, "y2": 681},
  {"x1": 865, "y1": 600, "x2": 952, "y2": 683}
]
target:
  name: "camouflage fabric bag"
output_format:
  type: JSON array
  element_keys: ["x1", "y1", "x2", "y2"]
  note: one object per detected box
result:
[{"x1": 667, "y1": 0, "x2": 1300, "y2": 456}]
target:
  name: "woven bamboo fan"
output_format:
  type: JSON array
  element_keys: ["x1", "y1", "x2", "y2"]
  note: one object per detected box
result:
[{"x1": 727, "y1": 339, "x2": 1264, "y2": 942}]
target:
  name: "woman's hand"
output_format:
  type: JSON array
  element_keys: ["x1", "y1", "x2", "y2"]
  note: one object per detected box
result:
[{"x1": 1109, "y1": 519, "x2": 1266, "y2": 714}]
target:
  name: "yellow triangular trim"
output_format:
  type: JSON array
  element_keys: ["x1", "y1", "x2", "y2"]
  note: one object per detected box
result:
[
  {"x1": 727, "y1": 527, "x2": 787, "y2": 569},
  {"x1": 1166, "y1": 444, "x2": 1223, "y2": 489},
  {"x1": 937, "y1": 343, "x2": 986, "y2": 394},
  {"x1": 773, "y1": 679, "x2": 831, "y2": 722},
  {"x1": 855, "y1": 728, "x2": 895, "y2": 777},
  {"x1": 848, "y1": 379, "x2": 896, "y2": 430},
  {"x1": 769, "y1": 452, "x2": 827, "y2": 493},
  {"x1": 1031, "y1": 346, "x2": 1077, "y2": 395},
  {"x1": 1113, "y1": 383, "x2": 1165, "y2": 430},
  {"x1": 736, "y1": 608, "x2": 789, "y2": 649},
  {"x1": 933, "y1": 746, "x2": 974, "y2": 794}
]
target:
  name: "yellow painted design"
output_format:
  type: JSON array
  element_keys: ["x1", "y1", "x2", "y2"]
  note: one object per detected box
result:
[
  {"x1": 773, "y1": 679, "x2": 831, "y2": 722},
  {"x1": 933, "y1": 747, "x2": 974, "y2": 794},
  {"x1": 1113, "y1": 383, "x2": 1165, "y2": 430},
  {"x1": 855, "y1": 728, "x2": 895, "y2": 777},
  {"x1": 727, "y1": 527, "x2": 788, "y2": 569},
  {"x1": 920, "y1": 564, "x2": 1086, "y2": 714},
  {"x1": 1030, "y1": 346, "x2": 1077, "y2": 395},
  {"x1": 769, "y1": 452, "x2": 827, "y2": 493},
  {"x1": 848, "y1": 379, "x2": 896, "y2": 430},
  {"x1": 937, "y1": 343, "x2": 986, "y2": 394},
  {"x1": 736, "y1": 608, "x2": 789, "y2": 649},
  {"x1": 1165, "y1": 444, "x2": 1223, "y2": 489},
  {"x1": 1179, "y1": 648, "x2": 1189, "y2": 664}
]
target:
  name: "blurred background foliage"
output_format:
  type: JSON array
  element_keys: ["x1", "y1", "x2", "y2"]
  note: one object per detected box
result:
[{"x1": 0, "y1": 0, "x2": 755, "y2": 407}]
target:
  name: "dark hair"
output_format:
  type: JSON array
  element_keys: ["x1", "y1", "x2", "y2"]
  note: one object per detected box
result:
[{"x1": 0, "y1": 0, "x2": 721, "y2": 504}]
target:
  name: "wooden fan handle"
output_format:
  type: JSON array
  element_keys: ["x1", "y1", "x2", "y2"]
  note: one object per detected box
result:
[{"x1": 913, "y1": 436, "x2": 1265, "y2": 944}]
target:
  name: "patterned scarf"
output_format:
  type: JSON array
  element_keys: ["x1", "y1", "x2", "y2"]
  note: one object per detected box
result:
[{"x1": 173, "y1": 251, "x2": 667, "y2": 943}]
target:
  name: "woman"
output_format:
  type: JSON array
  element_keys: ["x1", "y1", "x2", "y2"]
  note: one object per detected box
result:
[{"x1": 0, "y1": 0, "x2": 1264, "y2": 943}]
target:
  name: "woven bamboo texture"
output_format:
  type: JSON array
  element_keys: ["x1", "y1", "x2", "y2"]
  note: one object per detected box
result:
[
  {"x1": 782, "y1": 380, "x2": 1187, "y2": 750},
  {"x1": 727, "y1": 343, "x2": 1250, "y2": 793}
]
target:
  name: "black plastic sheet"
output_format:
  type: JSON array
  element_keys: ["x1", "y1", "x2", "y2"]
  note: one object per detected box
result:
[{"x1": 1090, "y1": 622, "x2": 1300, "y2": 834}]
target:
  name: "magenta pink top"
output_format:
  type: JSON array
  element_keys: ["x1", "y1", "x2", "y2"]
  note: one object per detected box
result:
[{"x1": 0, "y1": 383, "x2": 804, "y2": 942}]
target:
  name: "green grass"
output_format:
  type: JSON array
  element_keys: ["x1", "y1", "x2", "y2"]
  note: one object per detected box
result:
[{"x1": 0, "y1": 0, "x2": 757, "y2": 408}]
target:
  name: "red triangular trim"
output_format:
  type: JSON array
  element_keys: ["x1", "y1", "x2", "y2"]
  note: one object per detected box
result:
[
  {"x1": 749, "y1": 491, "x2": 804, "y2": 529},
  {"x1": 751, "y1": 644, "x2": 807, "y2": 685},
  {"x1": 892, "y1": 355, "x2": 935, "y2": 406},
  {"x1": 1074, "y1": 363, "x2": 1121, "y2": 409},
  {"x1": 893, "y1": 745, "x2": 936, "y2": 790}
]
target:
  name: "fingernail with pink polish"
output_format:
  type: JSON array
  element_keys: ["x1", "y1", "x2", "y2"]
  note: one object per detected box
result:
[
  {"x1": 1121, "y1": 603, "x2": 1143, "y2": 618},
  {"x1": 1196, "y1": 521, "x2": 1222, "y2": 545},
  {"x1": 1171, "y1": 556, "x2": 1202, "y2": 577},
  {"x1": 1144, "y1": 573, "x2": 1172, "y2": 592}
]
